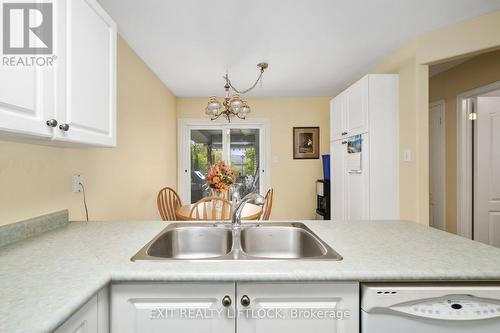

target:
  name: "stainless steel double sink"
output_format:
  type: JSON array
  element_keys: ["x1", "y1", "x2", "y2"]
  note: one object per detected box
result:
[{"x1": 131, "y1": 222, "x2": 342, "y2": 261}]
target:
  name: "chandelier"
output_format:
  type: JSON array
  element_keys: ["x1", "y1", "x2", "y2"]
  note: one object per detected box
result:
[{"x1": 205, "y1": 62, "x2": 268, "y2": 122}]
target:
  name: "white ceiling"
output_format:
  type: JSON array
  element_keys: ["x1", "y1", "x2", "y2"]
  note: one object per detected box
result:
[{"x1": 97, "y1": 0, "x2": 500, "y2": 97}]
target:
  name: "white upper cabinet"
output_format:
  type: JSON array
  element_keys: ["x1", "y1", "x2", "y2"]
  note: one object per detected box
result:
[
  {"x1": 330, "y1": 76, "x2": 369, "y2": 141},
  {"x1": 0, "y1": 0, "x2": 116, "y2": 147},
  {"x1": 345, "y1": 76, "x2": 368, "y2": 136},
  {"x1": 330, "y1": 93, "x2": 345, "y2": 141},
  {"x1": 0, "y1": 65, "x2": 56, "y2": 139},
  {"x1": 55, "y1": 0, "x2": 117, "y2": 146}
]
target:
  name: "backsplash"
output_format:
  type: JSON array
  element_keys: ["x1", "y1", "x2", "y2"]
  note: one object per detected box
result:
[{"x1": 0, "y1": 210, "x2": 68, "y2": 248}]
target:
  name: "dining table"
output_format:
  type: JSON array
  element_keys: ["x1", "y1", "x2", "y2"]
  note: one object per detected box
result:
[{"x1": 175, "y1": 203, "x2": 262, "y2": 221}]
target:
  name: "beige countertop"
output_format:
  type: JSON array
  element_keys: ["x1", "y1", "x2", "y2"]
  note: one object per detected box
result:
[{"x1": 2, "y1": 219, "x2": 500, "y2": 333}]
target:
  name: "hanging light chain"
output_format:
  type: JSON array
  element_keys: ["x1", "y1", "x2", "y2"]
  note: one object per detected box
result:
[{"x1": 224, "y1": 68, "x2": 265, "y2": 95}]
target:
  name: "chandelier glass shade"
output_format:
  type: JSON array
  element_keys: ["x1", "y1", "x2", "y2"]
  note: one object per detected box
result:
[{"x1": 205, "y1": 63, "x2": 268, "y2": 122}]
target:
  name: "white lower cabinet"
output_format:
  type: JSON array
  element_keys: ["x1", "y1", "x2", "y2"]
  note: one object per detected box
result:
[
  {"x1": 111, "y1": 283, "x2": 235, "y2": 333},
  {"x1": 55, "y1": 287, "x2": 109, "y2": 333},
  {"x1": 237, "y1": 282, "x2": 359, "y2": 333},
  {"x1": 110, "y1": 282, "x2": 359, "y2": 333}
]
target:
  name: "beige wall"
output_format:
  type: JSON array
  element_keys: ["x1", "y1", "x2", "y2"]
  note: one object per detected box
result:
[
  {"x1": 429, "y1": 49, "x2": 500, "y2": 234},
  {"x1": 372, "y1": 10, "x2": 500, "y2": 225},
  {"x1": 0, "y1": 36, "x2": 177, "y2": 226},
  {"x1": 177, "y1": 97, "x2": 330, "y2": 220}
]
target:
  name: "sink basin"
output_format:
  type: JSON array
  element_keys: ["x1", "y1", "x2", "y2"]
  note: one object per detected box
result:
[
  {"x1": 132, "y1": 225, "x2": 232, "y2": 260},
  {"x1": 132, "y1": 222, "x2": 342, "y2": 261},
  {"x1": 240, "y1": 225, "x2": 335, "y2": 259}
]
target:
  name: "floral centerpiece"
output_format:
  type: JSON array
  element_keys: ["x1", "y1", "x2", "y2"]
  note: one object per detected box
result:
[{"x1": 206, "y1": 160, "x2": 235, "y2": 194}]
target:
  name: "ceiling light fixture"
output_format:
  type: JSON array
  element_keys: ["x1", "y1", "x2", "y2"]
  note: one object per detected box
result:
[{"x1": 205, "y1": 62, "x2": 268, "y2": 122}]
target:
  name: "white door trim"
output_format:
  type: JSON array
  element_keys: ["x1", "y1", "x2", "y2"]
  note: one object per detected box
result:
[
  {"x1": 429, "y1": 99, "x2": 446, "y2": 231},
  {"x1": 177, "y1": 118, "x2": 272, "y2": 203},
  {"x1": 456, "y1": 80, "x2": 500, "y2": 239}
]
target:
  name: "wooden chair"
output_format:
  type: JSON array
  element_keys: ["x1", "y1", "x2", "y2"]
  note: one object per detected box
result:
[
  {"x1": 189, "y1": 196, "x2": 232, "y2": 220},
  {"x1": 157, "y1": 187, "x2": 182, "y2": 221},
  {"x1": 260, "y1": 188, "x2": 274, "y2": 220}
]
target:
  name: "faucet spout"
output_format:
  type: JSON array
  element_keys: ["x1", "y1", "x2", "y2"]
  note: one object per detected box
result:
[{"x1": 232, "y1": 193, "x2": 265, "y2": 227}]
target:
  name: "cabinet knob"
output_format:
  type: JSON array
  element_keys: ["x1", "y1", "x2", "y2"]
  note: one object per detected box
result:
[
  {"x1": 341, "y1": 132, "x2": 348, "y2": 136},
  {"x1": 240, "y1": 295, "x2": 250, "y2": 307},
  {"x1": 222, "y1": 295, "x2": 232, "y2": 307},
  {"x1": 59, "y1": 123, "x2": 70, "y2": 131},
  {"x1": 46, "y1": 119, "x2": 58, "y2": 127}
]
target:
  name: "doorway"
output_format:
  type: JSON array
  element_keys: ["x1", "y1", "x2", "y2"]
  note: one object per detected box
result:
[
  {"x1": 178, "y1": 119, "x2": 271, "y2": 204},
  {"x1": 429, "y1": 100, "x2": 446, "y2": 231},
  {"x1": 457, "y1": 82, "x2": 500, "y2": 247}
]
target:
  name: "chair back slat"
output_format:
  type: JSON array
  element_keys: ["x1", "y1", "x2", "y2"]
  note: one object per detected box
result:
[
  {"x1": 157, "y1": 187, "x2": 182, "y2": 221},
  {"x1": 189, "y1": 196, "x2": 232, "y2": 220},
  {"x1": 260, "y1": 188, "x2": 274, "y2": 220}
]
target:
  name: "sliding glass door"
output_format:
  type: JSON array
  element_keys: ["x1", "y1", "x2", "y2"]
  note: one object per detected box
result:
[
  {"x1": 190, "y1": 129, "x2": 223, "y2": 202},
  {"x1": 179, "y1": 120, "x2": 269, "y2": 204},
  {"x1": 229, "y1": 128, "x2": 260, "y2": 198}
]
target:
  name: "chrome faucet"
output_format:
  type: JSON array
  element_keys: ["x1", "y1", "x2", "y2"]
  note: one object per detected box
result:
[{"x1": 232, "y1": 193, "x2": 265, "y2": 227}]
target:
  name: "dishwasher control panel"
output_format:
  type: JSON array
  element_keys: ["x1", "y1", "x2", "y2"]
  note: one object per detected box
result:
[{"x1": 393, "y1": 295, "x2": 500, "y2": 320}]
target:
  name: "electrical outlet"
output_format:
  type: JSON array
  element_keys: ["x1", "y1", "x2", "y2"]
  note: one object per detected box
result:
[{"x1": 72, "y1": 174, "x2": 84, "y2": 193}]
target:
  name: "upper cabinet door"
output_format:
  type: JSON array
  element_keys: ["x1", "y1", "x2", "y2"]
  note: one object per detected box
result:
[
  {"x1": 237, "y1": 282, "x2": 359, "y2": 333},
  {"x1": 330, "y1": 93, "x2": 345, "y2": 141},
  {"x1": 0, "y1": 65, "x2": 55, "y2": 138},
  {"x1": 345, "y1": 76, "x2": 368, "y2": 136},
  {"x1": 55, "y1": 0, "x2": 117, "y2": 147}
]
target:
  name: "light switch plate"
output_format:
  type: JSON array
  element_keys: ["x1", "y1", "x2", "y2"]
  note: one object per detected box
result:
[
  {"x1": 403, "y1": 149, "x2": 412, "y2": 162},
  {"x1": 72, "y1": 175, "x2": 84, "y2": 193}
]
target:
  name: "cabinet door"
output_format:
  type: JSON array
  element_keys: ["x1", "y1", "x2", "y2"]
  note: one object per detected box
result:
[
  {"x1": 0, "y1": 66, "x2": 54, "y2": 138},
  {"x1": 237, "y1": 282, "x2": 359, "y2": 333},
  {"x1": 345, "y1": 76, "x2": 368, "y2": 136},
  {"x1": 111, "y1": 283, "x2": 234, "y2": 333},
  {"x1": 331, "y1": 140, "x2": 346, "y2": 220},
  {"x1": 330, "y1": 94, "x2": 345, "y2": 141},
  {"x1": 56, "y1": 0, "x2": 116, "y2": 146},
  {"x1": 345, "y1": 134, "x2": 369, "y2": 220},
  {"x1": 55, "y1": 295, "x2": 98, "y2": 333}
]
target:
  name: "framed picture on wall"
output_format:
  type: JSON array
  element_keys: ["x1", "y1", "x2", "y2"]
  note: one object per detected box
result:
[{"x1": 293, "y1": 127, "x2": 320, "y2": 159}]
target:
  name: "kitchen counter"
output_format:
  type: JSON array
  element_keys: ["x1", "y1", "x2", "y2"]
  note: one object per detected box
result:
[{"x1": 2, "y1": 219, "x2": 500, "y2": 332}]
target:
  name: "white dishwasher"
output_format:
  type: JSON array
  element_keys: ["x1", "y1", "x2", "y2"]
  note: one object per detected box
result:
[{"x1": 361, "y1": 283, "x2": 500, "y2": 332}]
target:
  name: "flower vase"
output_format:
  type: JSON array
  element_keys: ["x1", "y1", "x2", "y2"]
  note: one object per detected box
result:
[{"x1": 209, "y1": 188, "x2": 225, "y2": 218}]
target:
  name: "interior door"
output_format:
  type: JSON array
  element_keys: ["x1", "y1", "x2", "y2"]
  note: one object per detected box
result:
[
  {"x1": 111, "y1": 283, "x2": 235, "y2": 333},
  {"x1": 474, "y1": 96, "x2": 500, "y2": 247},
  {"x1": 429, "y1": 101, "x2": 445, "y2": 231},
  {"x1": 331, "y1": 140, "x2": 346, "y2": 220},
  {"x1": 237, "y1": 282, "x2": 359, "y2": 333}
]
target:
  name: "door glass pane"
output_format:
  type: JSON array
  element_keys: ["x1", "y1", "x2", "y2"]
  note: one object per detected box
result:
[
  {"x1": 190, "y1": 129, "x2": 223, "y2": 203},
  {"x1": 229, "y1": 128, "x2": 260, "y2": 198}
]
